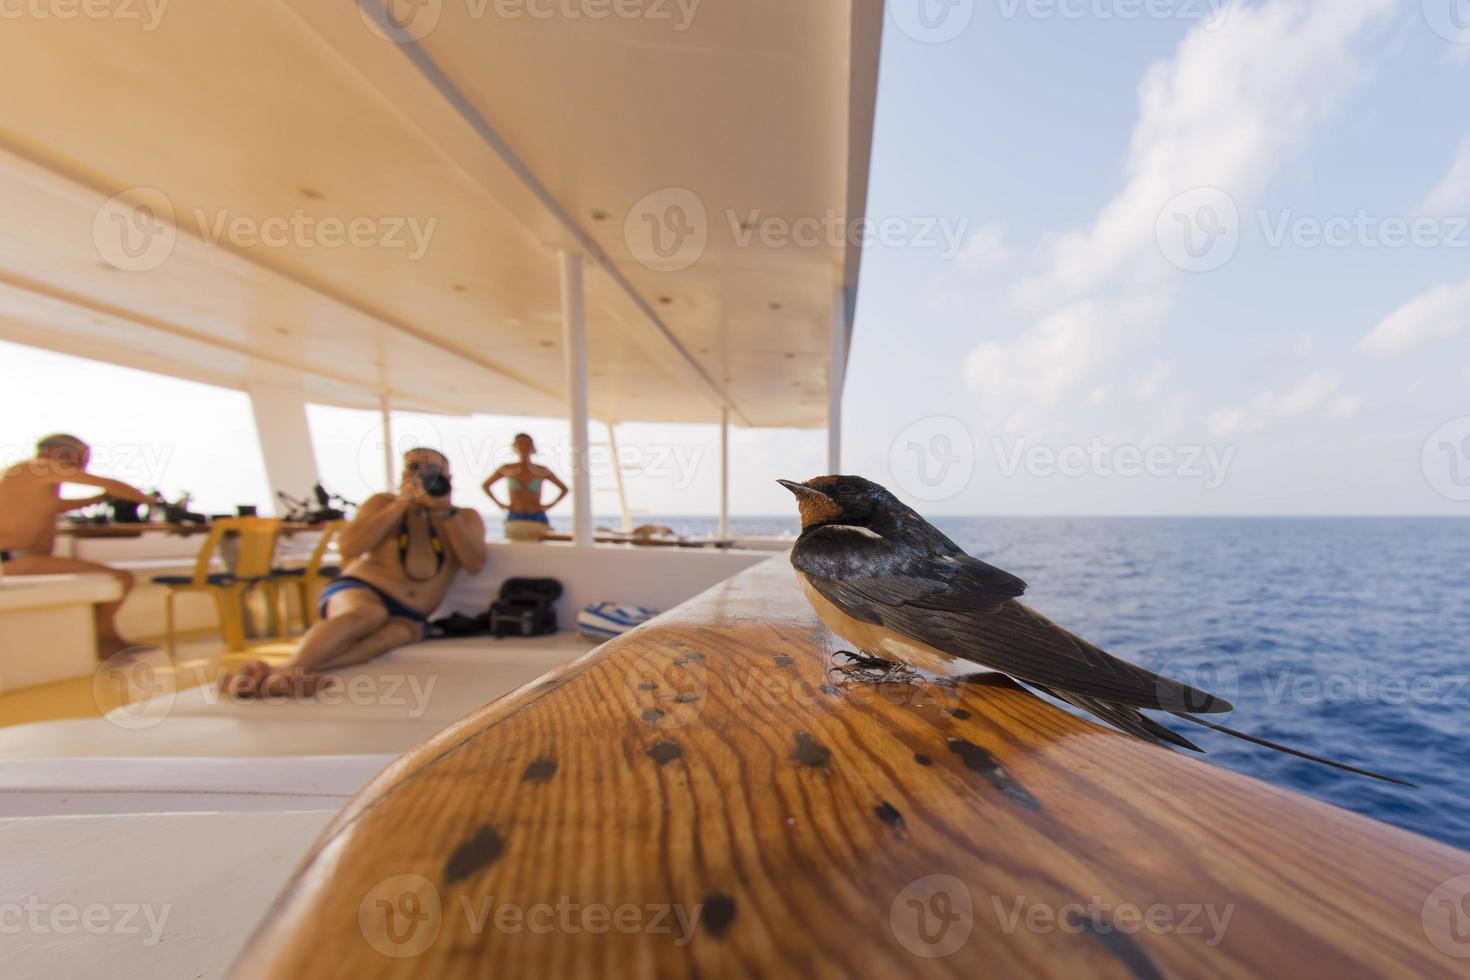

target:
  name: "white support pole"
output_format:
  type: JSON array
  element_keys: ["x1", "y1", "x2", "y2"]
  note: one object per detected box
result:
[
  {"x1": 719, "y1": 406, "x2": 730, "y2": 542},
  {"x1": 606, "y1": 421, "x2": 632, "y2": 533},
  {"x1": 828, "y1": 281, "x2": 847, "y2": 474},
  {"x1": 247, "y1": 381, "x2": 321, "y2": 515},
  {"x1": 560, "y1": 250, "x2": 593, "y2": 546},
  {"x1": 379, "y1": 393, "x2": 395, "y2": 491}
]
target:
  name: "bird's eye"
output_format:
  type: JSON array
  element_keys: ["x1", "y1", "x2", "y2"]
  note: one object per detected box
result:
[{"x1": 837, "y1": 483, "x2": 855, "y2": 496}]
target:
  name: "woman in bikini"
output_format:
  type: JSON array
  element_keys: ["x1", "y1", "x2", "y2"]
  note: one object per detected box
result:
[{"x1": 482, "y1": 433, "x2": 569, "y2": 541}]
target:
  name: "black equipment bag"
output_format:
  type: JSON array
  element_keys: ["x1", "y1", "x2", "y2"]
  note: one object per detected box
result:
[{"x1": 488, "y1": 577, "x2": 563, "y2": 638}]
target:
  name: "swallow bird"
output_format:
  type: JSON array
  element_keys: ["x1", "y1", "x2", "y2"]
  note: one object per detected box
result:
[{"x1": 780, "y1": 475, "x2": 1412, "y2": 786}]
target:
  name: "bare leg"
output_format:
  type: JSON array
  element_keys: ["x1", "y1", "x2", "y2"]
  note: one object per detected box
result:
[
  {"x1": 218, "y1": 592, "x2": 424, "y2": 699},
  {"x1": 3, "y1": 555, "x2": 134, "y2": 659},
  {"x1": 283, "y1": 589, "x2": 392, "y2": 673},
  {"x1": 315, "y1": 618, "x2": 423, "y2": 671}
]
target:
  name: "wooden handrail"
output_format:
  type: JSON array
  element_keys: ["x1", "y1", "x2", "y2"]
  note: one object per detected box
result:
[{"x1": 233, "y1": 558, "x2": 1470, "y2": 978}]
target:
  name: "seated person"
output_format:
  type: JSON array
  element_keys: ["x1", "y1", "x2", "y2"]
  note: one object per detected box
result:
[
  {"x1": 222, "y1": 448, "x2": 486, "y2": 698},
  {"x1": 0, "y1": 434, "x2": 155, "y2": 659},
  {"x1": 481, "y1": 433, "x2": 568, "y2": 541}
]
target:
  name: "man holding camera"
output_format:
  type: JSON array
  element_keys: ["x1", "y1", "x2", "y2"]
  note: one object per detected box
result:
[
  {"x1": 223, "y1": 447, "x2": 486, "y2": 698},
  {"x1": 0, "y1": 433, "x2": 156, "y2": 659}
]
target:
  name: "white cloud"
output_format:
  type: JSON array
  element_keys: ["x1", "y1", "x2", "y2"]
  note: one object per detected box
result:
[
  {"x1": 1009, "y1": 0, "x2": 1391, "y2": 313},
  {"x1": 957, "y1": 223, "x2": 1012, "y2": 272},
  {"x1": 964, "y1": 292, "x2": 1170, "y2": 432},
  {"x1": 965, "y1": 0, "x2": 1388, "y2": 434},
  {"x1": 1358, "y1": 277, "x2": 1470, "y2": 356},
  {"x1": 1207, "y1": 371, "x2": 1358, "y2": 436},
  {"x1": 1132, "y1": 361, "x2": 1173, "y2": 400},
  {"x1": 1419, "y1": 136, "x2": 1470, "y2": 217}
]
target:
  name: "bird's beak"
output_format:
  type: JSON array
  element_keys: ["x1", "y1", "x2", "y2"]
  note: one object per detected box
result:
[
  {"x1": 777, "y1": 478, "x2": 826, "y2": 502},
  {"x1": 777, "y1": 480, "x2": 839, "y2": 528}
]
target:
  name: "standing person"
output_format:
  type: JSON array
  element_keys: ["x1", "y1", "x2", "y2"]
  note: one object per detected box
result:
[
  {"x1": 0, "y1": 434, "x2": 156, "y2": 658},
  {"x1": 220, "y1": 447, "x2": 487, "y2": 697},
  {"x1": 482, "y1": 433, "x2": 569, "y2": 541}
]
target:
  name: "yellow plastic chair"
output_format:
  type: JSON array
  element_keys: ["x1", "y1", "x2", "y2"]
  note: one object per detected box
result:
[
  {"x1": 151, "y1": 517, "x2": 284, "y2": 656},
  {"x1": 272, "y1": 520, "x2": 345, "y2": 632}
]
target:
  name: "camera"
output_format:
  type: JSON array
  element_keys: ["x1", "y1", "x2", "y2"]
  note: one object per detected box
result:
[{"x1": 418, "y1": 464, "x2": 453, "y2": 498}]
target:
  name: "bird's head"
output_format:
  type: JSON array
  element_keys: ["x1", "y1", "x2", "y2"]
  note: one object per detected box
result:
[{"x1": 777, "y1": 475, "x2": 897, "y2": 530}]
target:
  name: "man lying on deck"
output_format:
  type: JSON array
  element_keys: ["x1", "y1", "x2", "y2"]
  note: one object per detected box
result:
[
  {"x1": 0, "y1": 433, "x2": 156, "y2": 659},
  {"x1": 221, "y1": 448, "x2": 486, "y2": 698}
]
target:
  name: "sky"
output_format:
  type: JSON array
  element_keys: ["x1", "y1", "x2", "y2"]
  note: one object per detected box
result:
[{"x1": 3, "y1": 0, "x2": 1469, "y2": 517}]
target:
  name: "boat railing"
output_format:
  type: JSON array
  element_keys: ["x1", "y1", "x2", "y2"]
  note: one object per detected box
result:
[{"x1": 232, "y1": 556, "x2": 1470, "y2": 978}]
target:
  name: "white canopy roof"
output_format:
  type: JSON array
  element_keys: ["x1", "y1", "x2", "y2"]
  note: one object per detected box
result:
[{"x1": 0, "y1": 0, "x2": 882, "y2": 427}]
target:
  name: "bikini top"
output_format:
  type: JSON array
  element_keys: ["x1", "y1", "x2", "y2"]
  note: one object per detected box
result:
[{"x1": 506, "y1": 472, "x2": 543, "y2": 494}]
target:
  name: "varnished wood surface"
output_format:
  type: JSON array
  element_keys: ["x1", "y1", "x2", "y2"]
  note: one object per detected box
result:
[{"x1": 234, "y1": 558, "x2": 1470, "y2": 978}]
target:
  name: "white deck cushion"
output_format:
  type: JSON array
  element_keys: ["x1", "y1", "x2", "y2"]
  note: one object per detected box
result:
[
  {"x1": 0, "y1": 809, "x2": 334, "y2": 979},
  {"x1": 0, "y1": 755, "x2": 395, "y2": 816},
  {"x1": 0, "y1": 632, "x2": 593, "y2": 759}
]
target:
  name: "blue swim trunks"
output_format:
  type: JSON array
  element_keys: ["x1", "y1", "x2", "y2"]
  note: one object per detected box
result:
[
  {"x1": 507, "y1": 511, "x2": 550, "y2": 524},
  {"x1": 318, "y1": 576, "x2": 429, "y2": 636}
]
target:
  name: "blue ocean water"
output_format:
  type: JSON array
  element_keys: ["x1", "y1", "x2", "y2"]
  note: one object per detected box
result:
[{"x1": 545, "y1": 514, "x2": 1470, "y2": 851}]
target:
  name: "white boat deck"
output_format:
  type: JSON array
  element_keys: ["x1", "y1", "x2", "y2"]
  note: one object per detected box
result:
[
  {"x1": 0, "y1": 630, "x2": 596, "y2": 759},
  {"x1": 0, "y1": 628, "x2": 602, "y2": 979}
]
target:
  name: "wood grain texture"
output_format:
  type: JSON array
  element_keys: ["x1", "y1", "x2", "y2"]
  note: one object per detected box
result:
[{"x1": 233, "y1": 558, "x2": 1470, "y2": 978}]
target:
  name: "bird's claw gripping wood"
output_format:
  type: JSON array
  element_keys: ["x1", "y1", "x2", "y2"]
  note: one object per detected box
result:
[{"x1": 829, "y1": 649, "x2": 920, "y2": 686}]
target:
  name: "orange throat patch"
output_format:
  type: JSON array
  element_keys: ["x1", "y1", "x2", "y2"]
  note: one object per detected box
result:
[{"x1": 797, "y1": 493, "x2": 842, "y2": 527}]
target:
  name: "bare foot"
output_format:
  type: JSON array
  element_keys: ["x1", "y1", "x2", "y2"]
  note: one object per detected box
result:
[
  {"x1": 218, "y1": 660, "x2": 271, "y2": 699},
  {"x1": 220, "y1": 662, "x2": 336, "y2": 701},
  {"x1": 259, "y1": 667, "x2": 337, "y2": 700}
]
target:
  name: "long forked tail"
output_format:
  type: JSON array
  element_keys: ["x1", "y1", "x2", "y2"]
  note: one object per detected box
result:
[{"x1": 1173, "y1": 712, "x2": 1416, "y2": 788}]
